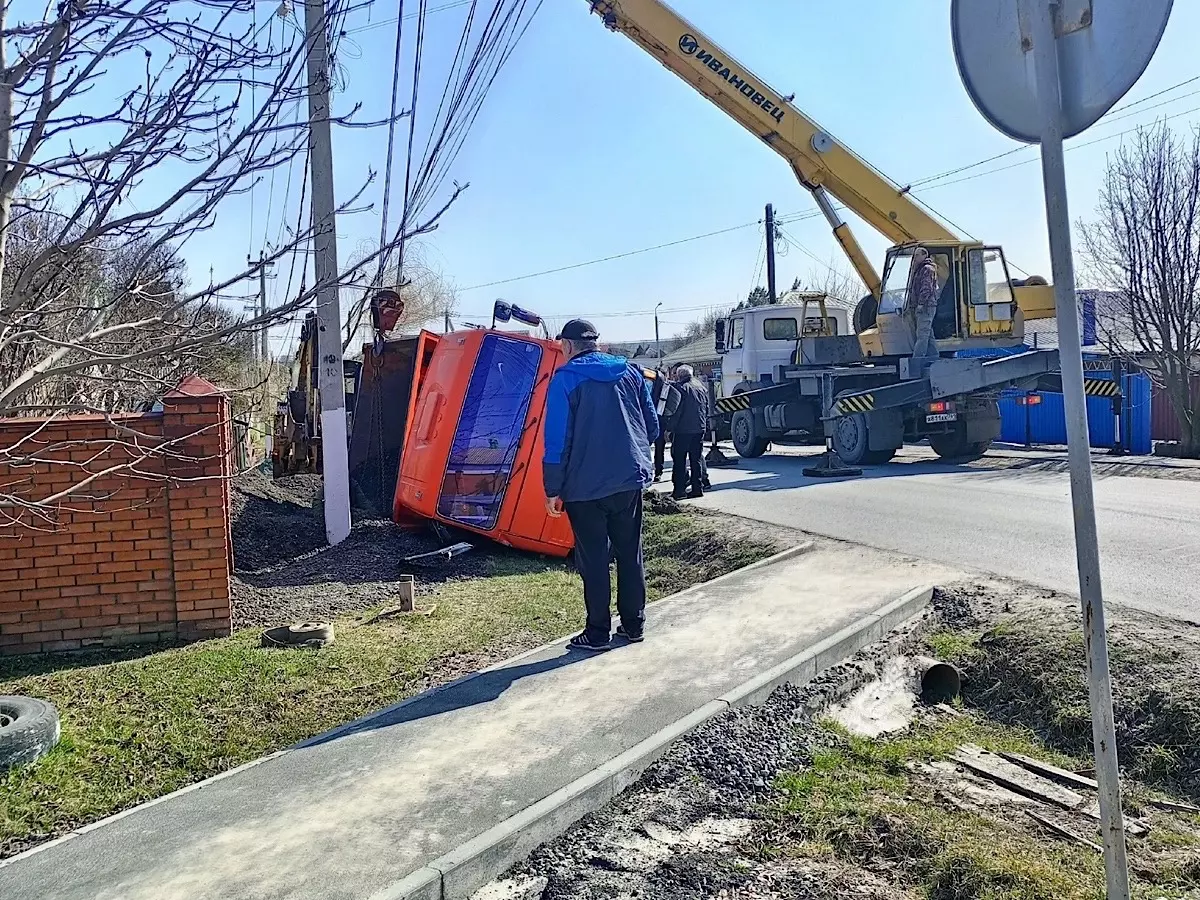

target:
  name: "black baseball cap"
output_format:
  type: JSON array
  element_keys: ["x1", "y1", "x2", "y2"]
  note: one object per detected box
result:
[{"x1": 556, "y1": 319, "x2": 599, "y2": 341}]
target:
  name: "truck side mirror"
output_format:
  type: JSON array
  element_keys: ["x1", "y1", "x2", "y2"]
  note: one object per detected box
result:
[{"x1": 714, "y1": 319, "x2": 727, "y2": 354}]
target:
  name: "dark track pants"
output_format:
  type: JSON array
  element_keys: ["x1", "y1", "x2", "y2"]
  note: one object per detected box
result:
[
  {"x1": 654, "y1": 432, "x2": 667, "y2": 479},
  {"x1": 565, "y1": 489, "x2": 646, "y2": 643},
  {"x1": 671, "y1": 432, "x2": 705, "y2": 495}
]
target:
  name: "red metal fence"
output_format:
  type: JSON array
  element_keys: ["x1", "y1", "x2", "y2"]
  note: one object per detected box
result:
[{"x1": 1150, "y1": 375, "x2": 1200, "y2": 443}]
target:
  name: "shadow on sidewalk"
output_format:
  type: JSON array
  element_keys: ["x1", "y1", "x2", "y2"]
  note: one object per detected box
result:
[{"x1": 301, "y1": 646, "x2": 596, "y2": 747}]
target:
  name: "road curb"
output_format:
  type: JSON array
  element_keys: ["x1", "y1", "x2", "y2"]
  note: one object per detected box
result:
[{"x1": 377, "y1": 582, "x2": 937, "y2": 900}]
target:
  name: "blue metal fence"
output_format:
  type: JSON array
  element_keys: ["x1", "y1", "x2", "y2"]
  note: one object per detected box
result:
[{"x1": 956, "y1": 348, "x2": 1153, "y2": 453}]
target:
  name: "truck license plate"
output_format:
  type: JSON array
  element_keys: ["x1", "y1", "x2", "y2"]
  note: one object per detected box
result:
[{"x1": 926, "y1": 413, "x2": 958, "y2": 423}]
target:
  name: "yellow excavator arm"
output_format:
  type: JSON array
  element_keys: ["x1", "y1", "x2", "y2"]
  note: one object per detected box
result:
[{"x1": 584, "y1": 0, "x2": 1056, "y2": 323}]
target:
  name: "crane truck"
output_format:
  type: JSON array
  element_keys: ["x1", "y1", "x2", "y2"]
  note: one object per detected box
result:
[{"x1": 585, "y1": 0, "x2": 1112, "y2": 466}]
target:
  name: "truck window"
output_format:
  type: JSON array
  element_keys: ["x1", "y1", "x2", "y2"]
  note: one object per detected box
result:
[
  {"x1": 763, "y1": 317, "x2": 799, "y2": 340},
  {"x1": 731, "y1": 317, "x2": 745, "y2": 349},
  {"x1": 437, "y1": 334, "x2": 542, "y2": 531}
]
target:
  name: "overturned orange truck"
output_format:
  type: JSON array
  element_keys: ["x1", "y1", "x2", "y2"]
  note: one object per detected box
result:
[{"x1": 346, "y1": 315, "x2": 670, "y2": 559}]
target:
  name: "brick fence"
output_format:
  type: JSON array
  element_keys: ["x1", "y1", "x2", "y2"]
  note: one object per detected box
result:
[{"x1": 0, "y1": 377, "x2": 234, "y2": 655}]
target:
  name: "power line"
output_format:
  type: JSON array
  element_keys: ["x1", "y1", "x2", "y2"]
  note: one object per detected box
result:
[
  {"x1": 911, "y1": 73, "x2": 1200, "y2": 189},
  {"x1": 459, "y1": 300, "x2": 727, "y2": 319},
  {"x1": 919, "y1": 103, "x2": 1200, "y2": 192},
  {"x1": 459, "y1": 220, "x2": 762, "y2": 291},
  {"x1": 345, "y1": 0, "x2": 472, "y2": 34},
  {"x1": 458, "y1": 81, "x2": 1200, "y2": 293}
]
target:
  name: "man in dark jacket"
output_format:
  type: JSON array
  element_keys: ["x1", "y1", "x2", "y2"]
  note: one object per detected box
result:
[
  {"x1": 544, "y1": 319, "x2": 660, "y2": 650},
  {"x1": 653, "y1": 372, "x2": 680, "y2": 481},
  {"x1": 670, "y1": 364, "x2": 710, "y2": 500}
]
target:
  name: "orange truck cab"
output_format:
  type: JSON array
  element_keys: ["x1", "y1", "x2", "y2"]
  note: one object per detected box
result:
[{"x1": 392, "y1": 327, "x2": 576, "y2": 557}]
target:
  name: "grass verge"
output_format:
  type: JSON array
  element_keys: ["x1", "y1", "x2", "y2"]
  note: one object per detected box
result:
[
  {"x1": 0, "y1": 503, "x2": 775, "y2": 858},
  {"x1": 773, "y1": 715, "x2": 1200, "y2": 900},
  {"x1": 927, "y1": 589, "x2": 1200, "y2": 801}
]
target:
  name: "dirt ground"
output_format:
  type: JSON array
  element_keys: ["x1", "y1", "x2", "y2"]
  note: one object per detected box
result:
[
  {"x1": 228, "y1": 471, "x2": 805, "y2": 632},
  {"x1": 502, "y1": 580, "x2": 1200, "y2": 900},
  {"x1": 229, "y1": 470, "x2": 501, "y2": 628}
]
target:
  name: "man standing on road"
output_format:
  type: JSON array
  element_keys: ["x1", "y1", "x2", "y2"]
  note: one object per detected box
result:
[
  {"x1": 908, "y1": 246, "x2": 940, "y2": 374},
  {"x1": 653, "y1": 368, "x2": 680, "y2": 482},
  {"x1": 670, "y1": 364, "x2": 710, "y2": 501},
  {"x1": 543, "y1": 319, "x2": 660, "y2": 651}
]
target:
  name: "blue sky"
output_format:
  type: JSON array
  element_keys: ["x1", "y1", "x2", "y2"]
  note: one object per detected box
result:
[{"x1": 190, "y1": 0, "x2": 1200, "y2": 349}]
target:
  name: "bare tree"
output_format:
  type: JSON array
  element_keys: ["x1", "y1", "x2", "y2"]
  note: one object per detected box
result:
[
  {"x1": 0, "y1": 0, "x2": 466, "y2": 519},
  {"x1": 341, "y1": 241, "x2": 459, "y2": 352},
  {"x1": 790, "y1": 258, "x2": 867, "y2": 310},
  {"x1": 1080, "y1": 124, "x2": 1200, "y2": 456}
]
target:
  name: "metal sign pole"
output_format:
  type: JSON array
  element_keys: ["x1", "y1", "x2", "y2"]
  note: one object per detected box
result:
[{"x1": 1025, "y1": 1, "x2": 1131, "y2": 894}]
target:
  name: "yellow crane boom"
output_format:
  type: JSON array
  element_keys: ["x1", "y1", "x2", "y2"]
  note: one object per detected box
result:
[{"x1": 585, "y1": 0, "x2": 1056, "y2": 326}]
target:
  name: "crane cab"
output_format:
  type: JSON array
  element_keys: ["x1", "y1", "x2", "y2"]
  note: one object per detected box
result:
[{"x1": 856, "y1": 242, "x2": 1032, "y2": 359}]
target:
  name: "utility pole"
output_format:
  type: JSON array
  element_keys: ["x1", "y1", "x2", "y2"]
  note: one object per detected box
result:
[
  {"x1": 304, "y1": 0, "x2": 351, "y2": 546},
  {"x1": 765, "y1": 203, "x2": 777, "y2": 304},
  {"x1": 249, "y1": 251, "x2": 275, "y2": 364},
  {"x1": 654, "y1": 301, "x2": 662, "y2": 359}
]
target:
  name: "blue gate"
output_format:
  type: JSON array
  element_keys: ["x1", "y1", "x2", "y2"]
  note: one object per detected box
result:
[{"x1": 956, "y1": 349, "x2": 1152, "y2": 454}]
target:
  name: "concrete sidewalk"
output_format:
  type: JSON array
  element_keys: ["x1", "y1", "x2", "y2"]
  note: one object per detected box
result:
[{"x1": 0, "y1": 543, "x2": 960, "y2": 900}]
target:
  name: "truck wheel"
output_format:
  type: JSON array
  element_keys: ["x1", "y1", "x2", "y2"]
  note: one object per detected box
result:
[
  {"x1": 831, "y1": 413, "x2": 873, "y2": 466},
  {"x1": 731, "y1": 410, "x2": 769, "y2": 458},
  {"x1": 929, "y1": 428, "x2": 989, "y2": 461}
]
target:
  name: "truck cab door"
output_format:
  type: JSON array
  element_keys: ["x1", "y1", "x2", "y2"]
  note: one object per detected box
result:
[{"x1": 726, "y1": 315, "x2": 746, "y2": 391}]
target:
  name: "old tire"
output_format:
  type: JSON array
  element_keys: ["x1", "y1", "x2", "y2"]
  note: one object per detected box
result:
[
  {"x1": 731, "y1": 410, "x2": 769, "y2": 459},
  {"x1": 853, "y1": 294, "x2": 878, "y2": 333},
  {"x1": 0, "y1": 696, "x2": 61, "y2": 772},
  {"x1": 261, "y1": 622, "x2": 334, "y2": 649}
]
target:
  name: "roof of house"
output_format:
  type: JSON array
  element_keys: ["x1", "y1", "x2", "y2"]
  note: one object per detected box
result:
[
  {"x1": 662, "y1": 333, "x2": 720, "y2": 367},
  {"x1": 1023, "y1": 289, "x2": 1129, "y2": 353}
]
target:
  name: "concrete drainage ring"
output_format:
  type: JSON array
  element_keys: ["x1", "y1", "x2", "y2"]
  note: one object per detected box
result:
[{"x1": 261, "y1": 622, "x2": 335, "y2": 649}]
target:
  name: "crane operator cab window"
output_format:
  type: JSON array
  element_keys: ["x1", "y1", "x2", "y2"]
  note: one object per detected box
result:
[
  {"x1": 879, "y1": 246, "x2": 957, "y2": 338},
  {"x1": 966, "y1": 247, "x2": 1016, "y2": 334}
]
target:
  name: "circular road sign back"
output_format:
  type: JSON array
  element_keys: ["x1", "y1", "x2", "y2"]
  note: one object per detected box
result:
[{"x1": 952, "y1": 0, "x2": 1173, "y2": 142}]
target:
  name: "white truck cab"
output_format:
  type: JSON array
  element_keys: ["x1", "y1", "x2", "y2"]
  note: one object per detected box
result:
[{"x1": 716, "y1": 294, "x2": 851, "y2": 397}]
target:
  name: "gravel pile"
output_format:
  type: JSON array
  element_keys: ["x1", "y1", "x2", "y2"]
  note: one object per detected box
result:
[
  {"x1": 228, "y1": 469, "x2": 501, "y2": 629},
  {"x1": 513, "y1": 629, "x2": 913, "y2": 900},
  {"x1": 230, "y1": 519, "x2": 498, "y2": 629},
  {"x1": 231, "y1": 470, "x2": 328, "y2": 571}
]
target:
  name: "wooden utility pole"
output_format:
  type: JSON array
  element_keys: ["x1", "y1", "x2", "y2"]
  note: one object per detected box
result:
[{"x1": 303, "y1": 0, "x2": 351, "y2": 545}]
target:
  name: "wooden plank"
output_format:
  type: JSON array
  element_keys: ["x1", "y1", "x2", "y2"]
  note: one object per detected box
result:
[
  {"x1": 1147, "y1": 798, "x2": 1200, "y2": 815},
  {"x1": 950, "y1": 745, "x2": 1086, "y2": 810},
  {"x1": 1025, "y1": 810, "x2": 1103, "y2": 853},
  {"x1": 997, "y1": 751, "x2": 1099, "y2": 791},
  {"x1": 1079, "y1": 800, "x2": 1150, "y2": 837}
]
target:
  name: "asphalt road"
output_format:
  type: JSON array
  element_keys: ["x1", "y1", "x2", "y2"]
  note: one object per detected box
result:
[{"x1": 693, "y1": 447, "x2": 1200, "y2": 623}]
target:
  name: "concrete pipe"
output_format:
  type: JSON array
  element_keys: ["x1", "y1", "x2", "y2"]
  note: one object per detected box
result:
[{"x1": 914, "y1": 656, "x2": 961, "y2": 704}]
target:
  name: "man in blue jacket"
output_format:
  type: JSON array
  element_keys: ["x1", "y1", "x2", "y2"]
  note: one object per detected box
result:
[{"x1": 544, "y1": 319, "x2": 660, "y2": 650}]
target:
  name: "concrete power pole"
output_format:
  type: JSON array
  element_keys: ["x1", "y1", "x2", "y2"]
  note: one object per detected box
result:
[
  {"x1": 303, "y1": 0, "x2": 351, "y2": 545},
  {"x1": 765, "y1": 203, "x2": 777, "y2": 304},
  {"x1": 253, "y1": 251, "x2": 275, "y2": 364}
]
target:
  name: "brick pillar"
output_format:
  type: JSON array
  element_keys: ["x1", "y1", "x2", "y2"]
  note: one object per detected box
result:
[{"x1": 162, "y1": 377, "x2": 233, "y2": 641}]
